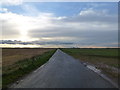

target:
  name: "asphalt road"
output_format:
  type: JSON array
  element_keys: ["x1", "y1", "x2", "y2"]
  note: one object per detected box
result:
[{"x1": 12, "y1": 49, "x2": 114, "y2": 88}]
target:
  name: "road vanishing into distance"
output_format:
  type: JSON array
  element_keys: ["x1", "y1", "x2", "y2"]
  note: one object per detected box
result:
[{"x1": 12, "y1": 49, "x2": 115, "y2": 88}]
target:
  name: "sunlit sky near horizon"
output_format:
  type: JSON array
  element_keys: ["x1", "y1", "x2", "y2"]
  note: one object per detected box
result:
[{"x1": 0, "y1": 0, "x2": 118, "y2": 47}]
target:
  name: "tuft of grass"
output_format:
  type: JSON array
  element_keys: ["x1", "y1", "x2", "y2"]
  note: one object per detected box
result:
[{"x1": 2, "y1": 49, "x2": 56, "y2": 88}]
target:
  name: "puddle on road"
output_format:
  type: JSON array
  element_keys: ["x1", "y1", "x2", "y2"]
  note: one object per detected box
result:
[
  {"x1": 86, "y1": 65, "x2": 101, "y2": 73},
  {"x1": 85, "y1": 64, "x2": 118, "y2": 88}
]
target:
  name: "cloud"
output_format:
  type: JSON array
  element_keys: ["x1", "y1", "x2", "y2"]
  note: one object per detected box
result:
[
  {"x1": 1, "y1": 12, "x2": 23, "y2": 39},
  {"x1": 1, "y1": 7, "x2": 118, "y2": 47},
  {"x1": 28, "y1": 8, "x2": 118, "y2": 47},
  {"x1": 0, "y1": 9, "x2": 56, "y2": 40},
  {"x1": 62, "y1": 8, "x2": 117, "y2": 24},
  {"x1": 1, "y1": 0, "x2": 23, "y2": 6},
  {"x1": 0, "y1": 8, "x2": 8, "y2": 13}
]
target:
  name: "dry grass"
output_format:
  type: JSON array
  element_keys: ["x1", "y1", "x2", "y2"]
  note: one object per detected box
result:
[{"x1": 2, "y1": 48, "x2": 54, "y2": 67}]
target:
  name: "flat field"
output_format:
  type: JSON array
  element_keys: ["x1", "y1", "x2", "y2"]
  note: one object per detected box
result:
[
  {"x1": 61, "y1": 48, "x2": 119, "y2": 84},
  {"x1": 2, "y1": 48, "x2": 56, "y2": 88},
  {"x1": 2, "y1": 48, "x2": 54, "y2": 67}
]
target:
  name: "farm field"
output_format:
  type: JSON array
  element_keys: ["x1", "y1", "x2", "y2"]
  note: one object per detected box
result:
[
  {"x1": 2, "y1": 48, "x2": 54, "y2": 67},
  {"x1": 2, "y1": 48, "x2": 119, "y2": 88},
  {"x1": 2, "y1": 48, "x2": 56, "y2": 88},
  {"x1": 61, "y1": 48, "x2": 119, "y2": 84}
]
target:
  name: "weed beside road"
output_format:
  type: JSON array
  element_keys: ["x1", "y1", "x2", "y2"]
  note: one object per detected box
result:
[{"x1": 2, "y1": 49, "x2": 56, "y2": 88}]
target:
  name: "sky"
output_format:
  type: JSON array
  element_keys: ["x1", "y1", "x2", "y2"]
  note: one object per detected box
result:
[{"x1": 0, "y1": 0, "x2": 118, "y2": 47}]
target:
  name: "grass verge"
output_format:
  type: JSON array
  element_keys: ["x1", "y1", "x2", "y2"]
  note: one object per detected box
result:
[
  {"x1": 2, "y1": 49, "x2": 56, "y2": 88},
  {"x1": 61, "y1": 48, "x2": 119, "y2": 84}
]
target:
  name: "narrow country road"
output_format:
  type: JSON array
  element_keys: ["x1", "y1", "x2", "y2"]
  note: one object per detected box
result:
[{"x1": 11, "y1": 49, "x2": 114, "y2": 88}]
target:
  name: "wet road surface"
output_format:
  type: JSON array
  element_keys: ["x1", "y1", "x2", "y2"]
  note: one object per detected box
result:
[{"x1": 12, "y1": 49, "x2": 114, "y2": 88}]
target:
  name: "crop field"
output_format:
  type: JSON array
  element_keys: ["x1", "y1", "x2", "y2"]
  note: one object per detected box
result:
[
  {"x1": 2, "y1": 48, "x2": 54, "y2": 67},
  {"x1": 2, "y1": 48, "x2": 56, "y2": 88},
  {"x1": 61, "y1": 48, "x2": 119, "y2": 84}
]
